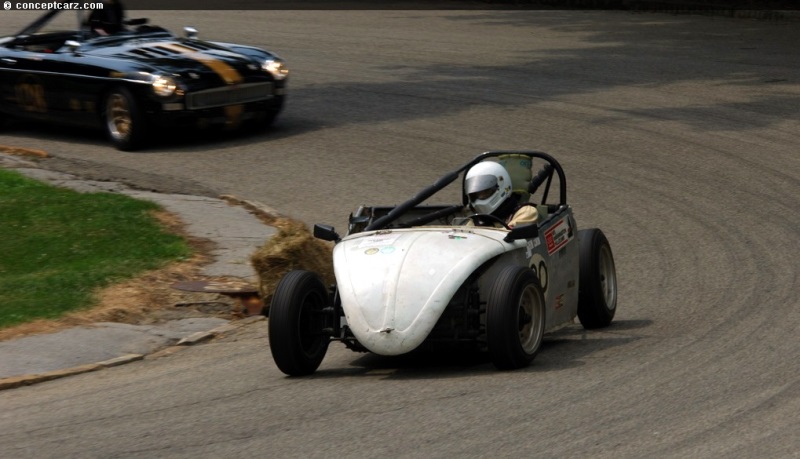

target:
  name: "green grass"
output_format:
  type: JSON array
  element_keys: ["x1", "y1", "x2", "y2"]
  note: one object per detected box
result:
[{"x1": 0, "y1": 168, "x2": 191, "y2": 328}]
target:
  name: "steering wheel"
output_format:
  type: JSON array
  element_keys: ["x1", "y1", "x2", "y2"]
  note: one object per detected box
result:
[{"x1": 467, "y1": 214, "x2": 510, "y2": 229}]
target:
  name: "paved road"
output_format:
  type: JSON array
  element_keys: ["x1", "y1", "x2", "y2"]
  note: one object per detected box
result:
[{"x1": 1, "y1": 9, "x2": 799, "y2": 458}]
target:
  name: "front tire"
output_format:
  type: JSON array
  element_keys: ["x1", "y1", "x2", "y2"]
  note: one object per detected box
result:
[
  {"x1": 268, "y1": 270, "x2": 331, "y2": 376},
  {"x1": 263, "y1": 94, "x2": 284, "y2": 128},
  {"x1": 103, "y1": 86, "x2": 148, "y2": 151},
  {"x1": 486, "y1": 266, "x2": 546, "y2": 370},
  {"x1": 577, "y1": 228, "x2": 617, "y2": 329},
  {"x1": 248, "y1": 95, "x2": 284, "y2": 132}
]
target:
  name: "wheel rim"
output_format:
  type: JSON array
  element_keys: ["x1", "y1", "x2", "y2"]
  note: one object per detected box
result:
[
  {"x1": 106, "y1": 93, "x2": 131, "y2": 141},
  {"x1": 518, "y1": 284, "x2": 544, "y2": 354},
  {"x1": 297, "y1": 290, "x2": 327, "y2": 357},
  {"x1": 599, "y1": 245, "x2": 617, "y2": 310}
]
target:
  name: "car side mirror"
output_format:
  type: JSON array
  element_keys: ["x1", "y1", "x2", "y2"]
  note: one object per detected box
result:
[
  {"x1": 503, "y1": 223, "x2": 538, "y2": 242},
  {"x1": 314, "y1": 224, "x2": 340, "y2": 243},
  {"x1": 64, "y1": 40, "x2": 81, "y2": 54},
  {"x1": 184, "y1": 26, "x2": 198, "y2": 39}
]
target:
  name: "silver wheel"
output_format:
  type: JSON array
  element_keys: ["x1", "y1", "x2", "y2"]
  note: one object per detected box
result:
[
  {"x1": 518, "y1": 283, "x2": 545, "y2": 354},
  {"x1": 106, "y1": 93, "x2": 131, "y2": 141},
  {"x1": 599, "y1": 244, "x2": 617, "y2": 311},
  {"x1": 578, "y1": 228, "x2": 617, "y2": 329},
  {"x1": 486, "y1": 266, "x2": 546, "y2": 370},
  {"x1": 103, "y1": 86, "x2": 146, "y2": 151}
]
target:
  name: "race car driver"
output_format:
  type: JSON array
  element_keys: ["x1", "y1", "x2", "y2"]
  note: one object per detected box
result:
[
  {"x1": 86, "y1": 0, "x2": 126, "y2": 36},
  {"x1": 464, "y1": 161, "x2": 538, "y2": 228}
]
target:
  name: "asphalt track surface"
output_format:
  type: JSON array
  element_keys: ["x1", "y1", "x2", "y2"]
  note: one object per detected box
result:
[{"x1": 1, "y1": 9, "x2": 799, "y2": 458}]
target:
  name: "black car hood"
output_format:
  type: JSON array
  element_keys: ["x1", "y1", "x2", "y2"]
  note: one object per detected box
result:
[{"x1": 84, "y1": 36, "x2": 264, "y2": 86}]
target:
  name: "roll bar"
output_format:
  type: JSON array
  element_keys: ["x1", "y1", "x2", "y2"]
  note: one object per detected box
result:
[{"x1": 365, "y1": 150, "x2": 567, "y2": 232}]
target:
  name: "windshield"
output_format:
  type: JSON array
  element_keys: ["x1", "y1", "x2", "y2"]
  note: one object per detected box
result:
[{"x1": 15, "y1": 10, "x2": 83, "y2": 36}]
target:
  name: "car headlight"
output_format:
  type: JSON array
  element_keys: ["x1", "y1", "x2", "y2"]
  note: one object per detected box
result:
[
  {"x1": 152, "y1": 75, "x2": 178, "y2": 97},
  {"x1": 262, "y1": 59, "x2": 288, "y2": 81}
]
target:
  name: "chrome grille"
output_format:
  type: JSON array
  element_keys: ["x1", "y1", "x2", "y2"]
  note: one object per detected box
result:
[{"x1": 185, "y1": 83, "x2": 273, "y2": 110}]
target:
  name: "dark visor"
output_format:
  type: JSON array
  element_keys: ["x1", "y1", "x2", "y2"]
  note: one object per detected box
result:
[{"x1": 465, "y1": 174, "x2": 497, "y2": 195}]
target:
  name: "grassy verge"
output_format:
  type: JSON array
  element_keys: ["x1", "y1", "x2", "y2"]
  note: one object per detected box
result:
[{"x1": 0, "y1": 169, "x2": 191, "y2": 329}]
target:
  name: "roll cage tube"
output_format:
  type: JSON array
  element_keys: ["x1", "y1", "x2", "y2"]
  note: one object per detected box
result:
[
  {"x1": 365, "y1": 151, "x2": 567, "y2": 232},
  {"x1": 14, "y1": 9, "x2": 61, "y2": 37},
  {"x1": 365, "y1": 169, "x2": 463, "y2": 231},
  {"x1": 13, "y1": 10, "x2": 96, "y2": 43},
  {"x1": 461, "y1": 151, "x2": 566, "y2": 208}
]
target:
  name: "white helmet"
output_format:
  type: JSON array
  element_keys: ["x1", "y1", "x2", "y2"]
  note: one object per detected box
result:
[{"x1": 464, "y1": 161, "x2": 512, "y2": 214}]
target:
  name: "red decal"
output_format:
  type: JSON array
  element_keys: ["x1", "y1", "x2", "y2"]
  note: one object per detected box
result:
[{"x1": 544, "y1": 218, "x2": 572, "y2": 255}]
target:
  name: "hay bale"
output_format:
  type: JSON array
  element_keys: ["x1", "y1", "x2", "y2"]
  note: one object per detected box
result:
[{"x1": 250, "y1": 218, "x2": 335, "y2": 306}]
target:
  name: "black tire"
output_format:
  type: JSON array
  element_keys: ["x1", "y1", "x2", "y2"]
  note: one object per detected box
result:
[
  {"x1": 248, "y1": 95, "x2": 284, "y2": 132},
  {"x1": 577, "y1": 228, "x2": 617, "y2": 329},
  {"x1": 486, "y1": 266, "x2": 546, "y2": 370},
  {"x1": 264, "y1": 94, "x2": 284, "y2": 128},
  {"x1": 103, "y1": 86, "x2": 148, "y2": 151},
  {"x1": 268, "y1": 270, "x2": 331, "y2": 376}
]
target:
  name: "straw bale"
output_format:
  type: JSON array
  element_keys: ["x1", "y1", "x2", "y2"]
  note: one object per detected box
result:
[{"x1": 250, "y1": 218, "x2": 334, "y2": 306}]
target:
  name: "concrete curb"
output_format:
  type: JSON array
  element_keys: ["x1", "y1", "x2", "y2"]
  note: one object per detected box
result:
[
  {"x1": 0, "y1": 316, "x2": 265, "y2": 391},
  {"x1": 0, "y1": 149, "x2": 274, "y2": 389}
]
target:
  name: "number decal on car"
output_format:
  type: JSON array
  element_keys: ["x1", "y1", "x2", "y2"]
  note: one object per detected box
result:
[
  {"x1": 15, "y1": 75, "x2": 47, "y2": 113},
  {"x1": 530, "y1": 253, "x2": 549, "y2": 296}
]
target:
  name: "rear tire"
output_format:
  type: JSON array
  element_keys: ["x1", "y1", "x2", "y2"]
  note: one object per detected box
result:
[
  {"x1": 577, "y1": 228, "x2": 617, "y2": 329},
  {"x1": 268, "y1": 270, "x2": 331, "y2": 376},
  {"x1": 486, "y1": 266, "x2": 546, "y2": 370},
  {"x1": 103, "y1": 86, "x2": 148, "y2": 151}
]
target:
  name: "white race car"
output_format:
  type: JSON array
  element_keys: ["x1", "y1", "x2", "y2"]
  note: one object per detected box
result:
[{"x1": 268, "y1": 151, "x2": 617, "y2": 376}]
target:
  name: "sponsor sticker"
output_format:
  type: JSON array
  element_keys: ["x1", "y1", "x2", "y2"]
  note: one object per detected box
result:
[
  {"x1": 445, "y1": 229, "x2": 469, "y2": 240},
  {"x1": 358, "y1": 233, "x2": 399, "y2": 248},
  {"x1": 525, "y1": 237, "x2": 541, "y2": 258},
  {"x1": 544, "y1": 217, "x2": 573, "y2": 255}
]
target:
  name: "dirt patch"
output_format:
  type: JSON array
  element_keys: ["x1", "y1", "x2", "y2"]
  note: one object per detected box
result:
[{"x1": 0, "y1": 145, "x2": 48, "y2": 158}]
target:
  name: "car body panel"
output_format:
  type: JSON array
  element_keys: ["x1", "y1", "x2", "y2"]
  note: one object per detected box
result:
[{"x1": 334, "y1": 227, "x2": 509, "y2": 355}]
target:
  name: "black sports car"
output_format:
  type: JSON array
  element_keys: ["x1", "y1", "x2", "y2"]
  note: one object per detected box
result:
[{"x1": 0, "y1": 9, "x2": 287, "y2": 150}]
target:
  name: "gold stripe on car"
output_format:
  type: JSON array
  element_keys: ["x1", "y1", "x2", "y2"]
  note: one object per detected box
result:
[{"x1": 153, "y1": 43, "x2": 243, "y2": 85}]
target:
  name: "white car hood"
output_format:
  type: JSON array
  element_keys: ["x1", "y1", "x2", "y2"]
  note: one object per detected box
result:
[{"x1": 333, "y1": 227, "x2": 508, "y2": 355}]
